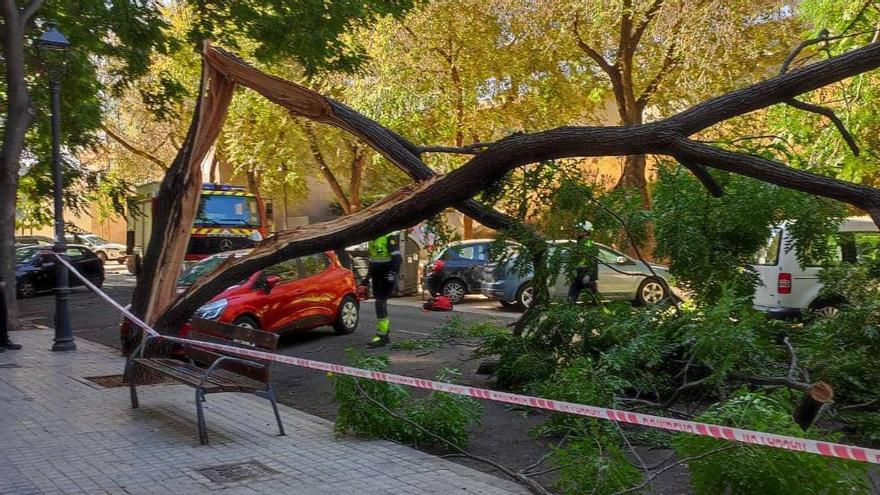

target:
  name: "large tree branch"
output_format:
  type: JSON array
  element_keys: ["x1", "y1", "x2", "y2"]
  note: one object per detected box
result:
[
  {"x1": 416, "y1": 141, "x2": 492, "y2": 155},
  {"x1": 151, "y1": 42, "x2": 880, "y2": 329},
  {"x1": 671, "y1": 41, "x2": 880, "y2": 134},
  {"x1": 669, "y1": 137, "x2": 880, "y2": 206},
  {"x1": 101, "y1": 124, "x2": 169, "y2": 170}
]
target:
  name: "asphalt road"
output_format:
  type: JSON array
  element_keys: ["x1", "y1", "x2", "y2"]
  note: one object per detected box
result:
[{"x1": 14, "y1": 269, "x2": 515, "y2": 352}]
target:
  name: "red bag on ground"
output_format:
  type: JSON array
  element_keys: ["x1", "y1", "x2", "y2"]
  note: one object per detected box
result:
[{"x1": 423, "y1": 295, "x2": 453, "y2": 311}]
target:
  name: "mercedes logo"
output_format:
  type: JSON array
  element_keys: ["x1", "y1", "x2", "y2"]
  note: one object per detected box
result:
[{"x1": 219, "y1": 239, "x2": 234, "y2": 251}]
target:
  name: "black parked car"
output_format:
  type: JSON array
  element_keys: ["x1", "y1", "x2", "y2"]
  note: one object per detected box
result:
[
  {"x1": 422, "y1": 239, "x2": 498, "y2": 304},
  {"x1": 15, "y1": 245, "x2": 104, "y2": 298}
]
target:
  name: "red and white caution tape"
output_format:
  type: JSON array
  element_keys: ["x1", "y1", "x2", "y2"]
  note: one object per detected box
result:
[{"x1": 56, "y1": 253, "x2": 880, "y2": 465}]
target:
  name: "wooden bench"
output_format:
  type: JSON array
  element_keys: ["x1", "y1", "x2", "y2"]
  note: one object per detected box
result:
[{"x1": 124, "y1": 318, "x2": 286, "y2": 445}]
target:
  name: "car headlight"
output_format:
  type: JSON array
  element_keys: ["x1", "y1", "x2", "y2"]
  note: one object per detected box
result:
[
  {"x1": 195, "y1": 298, "x2": 228, "y2": 320},
  {"x1": 250, "y1": 231, "x2": 263, "y2": 242}
]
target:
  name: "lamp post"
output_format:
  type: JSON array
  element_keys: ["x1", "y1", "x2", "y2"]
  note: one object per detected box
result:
[{"x1": 36, "y1": 26, "x2": 75, "y2": 352}]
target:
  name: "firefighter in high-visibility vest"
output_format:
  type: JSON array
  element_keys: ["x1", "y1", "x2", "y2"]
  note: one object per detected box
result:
[{"x1": 359, "y1": 232, "x2": 402, "y2": 347}]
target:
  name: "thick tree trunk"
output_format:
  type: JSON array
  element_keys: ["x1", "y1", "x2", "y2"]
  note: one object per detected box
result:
[
  {"x1": 245, "y1": 169, "x2": 259, "y2": 195},
  {"x1": 0, "y1": 10, "x2": 35, "y2": 331},
  {"x1": 129, "y1": 61, "x2": 236, "y2": 324},
  {"x1": 348, "y1": 144, "x2": 367, "y2": 213}
]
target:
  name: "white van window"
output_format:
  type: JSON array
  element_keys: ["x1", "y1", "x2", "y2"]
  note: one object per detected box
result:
[
  {"x1": 805, "y1": 234, "x2": 843, "y2": 267},
  {"x1": 804, "y1": 232, "x2": 880, "y2": 266},
  {"x1": 752, "y1": 230, "x2": 782, "y2": 266},
  {"x1": 838, "y1": 232, "x2": 880, "y2": 264}
]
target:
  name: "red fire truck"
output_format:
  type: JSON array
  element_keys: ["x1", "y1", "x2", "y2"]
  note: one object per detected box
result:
[{"x1": 126, "y1": 182, "x2": 270, "y2": 274}]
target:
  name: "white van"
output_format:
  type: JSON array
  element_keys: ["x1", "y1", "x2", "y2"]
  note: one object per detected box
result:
[{"x1": 751, "y1": 216, "x2": 879, "y2": 318}]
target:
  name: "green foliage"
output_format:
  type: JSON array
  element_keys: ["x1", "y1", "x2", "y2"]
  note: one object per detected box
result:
[
  {"x1": 552, "y1": 436, "x2": 642, "y2": 495},
  {"x1": 652, "y1": 162, "x2": 844, "y2": 303},
  {"x1": 462, "y1": 320, "x2": 507, "y2": 338},
  {"x1": 435, "y1": 315, "x2": 467, "y2": 340},
  {"x1": 333, "y1": 352, "x2": 412, "y2": 440},
  {"x1": 769, "y1": 1, "x2": 880, "y2": 189},
  {"x1": 674, "y1": 391, "x2": 869, "y2": 495},
  {"x1": 332, "y1": 351, "x2": 481, "y2": 449},
  {"x1": 681, "y1": 293, "x2": 781, "y2": 384},
  {"x1": 840, "y1": 412, "x2": 880, "y2": 447},
  {"x1": 532, "y1": 358, "x2": 619, "y2": 438},
  {"x1": 794, "y1": 263, "x2": 880, "y2": 405},
  {"x1": 188, "y1": 0, "x2": 417, "y2": 76},
  {"x1": 405, "y1": 369, "x2": 483, "y2": 449},
  {"x1": 475, "y1": 330, "x2": 558, "y2": 390}
]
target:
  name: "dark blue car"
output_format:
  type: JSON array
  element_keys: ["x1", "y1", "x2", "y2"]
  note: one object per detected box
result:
[
  {"x1": 422, "y1": 239, "x2": 496, "y2": 304},
  {"x1": 15, "y1": 245, "x2": 104, "y2": 298}
]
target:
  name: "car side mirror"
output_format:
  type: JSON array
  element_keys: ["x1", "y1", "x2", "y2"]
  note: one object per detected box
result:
[
  {"x1": 615, "y1": 256, "x2": 628, "y2": 265},
  {"x1": 264, "y1": 275, "x2": 281, "y2": 293}
]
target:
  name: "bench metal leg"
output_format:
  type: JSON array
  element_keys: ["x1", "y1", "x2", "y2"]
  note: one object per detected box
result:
[
  {"x1": 257, "y1": 387, "x2": 285, "y2": 436},
  {"x1": 125, "y1": 362, "x2": 139, "y2": 409},
  {"x1": 195, "y1": 389, "x2": 209, "y2": 445}
]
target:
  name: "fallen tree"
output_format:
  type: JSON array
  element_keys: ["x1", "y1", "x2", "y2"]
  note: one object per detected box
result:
[{"x1": 136, "y1": 40, "x2": 880, "y2": 332}]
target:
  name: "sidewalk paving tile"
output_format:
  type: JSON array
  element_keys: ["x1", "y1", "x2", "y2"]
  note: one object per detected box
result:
[{"x1": 0, "y1": 331, "x2": 527, "y2": 494}]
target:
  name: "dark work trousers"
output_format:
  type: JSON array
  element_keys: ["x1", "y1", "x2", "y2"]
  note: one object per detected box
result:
[
  {"x1": 370, "y1": 262, "x2": 397, "y2": 319},
  {"x1": 0, "y1": 288, "x2": 9, "y2": 344},
  {"x1": 567, "y1": 267, "x2": 598, "y2": 304}
]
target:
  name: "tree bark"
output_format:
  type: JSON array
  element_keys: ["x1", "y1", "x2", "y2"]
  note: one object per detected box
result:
[{"x1": 0, "y1": 4, "x2": 35, "y2": 331}]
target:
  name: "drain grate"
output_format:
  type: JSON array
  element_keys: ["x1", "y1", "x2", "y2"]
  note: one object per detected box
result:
[
  {"x1": 84, "y1": 374, "x2": 129, "y2": 388},
  {"x1": 0, "y1": 363, "x2": 21, "y2": 369},
  {"x1": 197, "y1": 461, "x2": 279, "y2": 483}
]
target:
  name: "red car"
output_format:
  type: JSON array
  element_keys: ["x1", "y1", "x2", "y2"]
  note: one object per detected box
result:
[
  {"x1": 179, "y1": 250, "x2": 360, "y2": 336},
  {"x1": 122, "y1": 250, "x2": 359, "y2": 353}
]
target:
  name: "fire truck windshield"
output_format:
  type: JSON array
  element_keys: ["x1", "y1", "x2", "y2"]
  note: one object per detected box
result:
[{"x1": 196, "y1": 194, "x2": 259, "y2": 227}]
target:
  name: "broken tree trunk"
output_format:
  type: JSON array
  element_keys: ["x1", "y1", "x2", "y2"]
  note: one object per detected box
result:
[{"x1": 129, "y1": 60, "x2": 236, "y2": 324}]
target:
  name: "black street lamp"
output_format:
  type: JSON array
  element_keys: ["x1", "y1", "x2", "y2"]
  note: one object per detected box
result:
[{"x1": 36, "y1": 25, "x2": 75, "y2": 352}]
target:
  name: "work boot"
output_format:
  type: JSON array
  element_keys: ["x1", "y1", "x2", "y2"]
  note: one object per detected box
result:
[
  {"x1": 367, "y1": 334, "x2": 390, "y2": 348},
  {"x1": 0, "y1": 341, "x2": 21, "y2": 350}
]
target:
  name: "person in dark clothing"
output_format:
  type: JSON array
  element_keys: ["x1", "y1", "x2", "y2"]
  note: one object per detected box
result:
[
  {"x1": 0, "y1": 276, "x2": 22, "y2": 352},
  {"x1": 360, "y1": 232, "x2": 402, "y2": 348},
  {"x1": 567, "y1": 221, "x2": 599, "y2": 304}
]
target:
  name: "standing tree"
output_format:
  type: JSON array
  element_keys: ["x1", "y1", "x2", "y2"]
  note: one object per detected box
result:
[
  {"x1": 500, "y1": 0, "x2": 802, "y2": 201},
  {"x1": 0, "y1": 0, "x2": 165, "y2": 329}
]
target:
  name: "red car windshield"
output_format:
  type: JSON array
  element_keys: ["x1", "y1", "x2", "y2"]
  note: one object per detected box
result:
[{"x1": 178, "y1": 254, "x2": 237, "y2": 287}]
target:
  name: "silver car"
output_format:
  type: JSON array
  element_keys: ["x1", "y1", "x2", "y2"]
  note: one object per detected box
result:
[
  {"x1": 65, "y1": 233, "x2": 127, "y2": 264},
  {"x1": 479, "y1": 241, "x2": 673, "y2": 309}
]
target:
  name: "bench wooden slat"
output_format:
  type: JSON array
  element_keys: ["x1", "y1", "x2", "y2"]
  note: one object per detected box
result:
[
  {"x1": 134, "y1": 358, "x2": 263, "y2": 393},
  {"x1": 190, "y1": 318, "x2": 279, "y2": 351}
]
